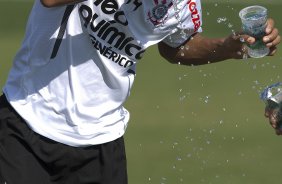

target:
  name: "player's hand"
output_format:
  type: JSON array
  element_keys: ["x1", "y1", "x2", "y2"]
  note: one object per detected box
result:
[
  {"x1": 264, "y1": 106, "x2": 282, "y2": 135},
  {"x1": 263, "y1": 18, "x2": 280, "y2": 56},
  {"x1": 224, "y1": 18, "x2": 280, "y2": 59}
]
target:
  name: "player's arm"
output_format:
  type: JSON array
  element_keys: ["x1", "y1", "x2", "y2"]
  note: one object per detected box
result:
[
  {"x1": 158, "y1": 33, "x2": 241, "y2": 65},
  {"x1": 158, "y1": 18, "x2": 280, "y2": 65},
  {"x1": 41, "y1": 0, "x2": 86, "y2": 7}
]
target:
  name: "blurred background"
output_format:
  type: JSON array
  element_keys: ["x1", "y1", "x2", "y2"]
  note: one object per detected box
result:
[{"x1": 0, "y1": 0, "x2": 281, "y2": 183}]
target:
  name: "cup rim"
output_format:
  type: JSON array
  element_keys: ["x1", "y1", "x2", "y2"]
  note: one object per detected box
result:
[{"x1": 239, "y1": 5, "x2": 267, "y2": 20}]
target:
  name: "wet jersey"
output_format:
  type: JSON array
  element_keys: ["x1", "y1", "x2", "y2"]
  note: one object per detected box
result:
[{"x1": 3, "y1": 0, "x2": 202, "y2": 146}]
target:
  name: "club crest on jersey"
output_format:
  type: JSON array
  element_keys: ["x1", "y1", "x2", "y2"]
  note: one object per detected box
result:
[
  {"x1": 147, "y1": 0, "x2": 173, "y2": 26},
  {"x1": 152, "y1": 4, "x2": 168, "y2": 20}
]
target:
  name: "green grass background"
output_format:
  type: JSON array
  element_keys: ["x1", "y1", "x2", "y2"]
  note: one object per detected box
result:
[{"x1": 1, "y1": 1, "x2": 282, "y2": 184}]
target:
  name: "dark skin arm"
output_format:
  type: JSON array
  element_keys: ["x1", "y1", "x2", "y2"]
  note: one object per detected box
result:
[
  {"x1": 40, "y1": 0, "x2": 86, "y2": 7},
  {"x1": 159, "y1": 18, "x2": 281, "y2": 135},
  {"x1": 158, "y1": 34, "x2": 232, "y2": 65},
  {"x1": 158, "y1": 18, "x2": 280, "y2": 66}
]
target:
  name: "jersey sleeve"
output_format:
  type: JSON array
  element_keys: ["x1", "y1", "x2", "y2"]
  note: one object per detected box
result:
[{"x1": 163, "y1": 0, "x2": 203, "y2": 48}]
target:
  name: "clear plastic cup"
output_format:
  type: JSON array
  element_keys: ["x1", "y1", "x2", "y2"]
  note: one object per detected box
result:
[{"x1": 239, "y1": 6, "x2": 270, "y2": 58}]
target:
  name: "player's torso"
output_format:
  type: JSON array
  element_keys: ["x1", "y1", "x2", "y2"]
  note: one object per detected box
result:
[{"x1": 77, "y1": 0, "x2": 186, "y2": 63}]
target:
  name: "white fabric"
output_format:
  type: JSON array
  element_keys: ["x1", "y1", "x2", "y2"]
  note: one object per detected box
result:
[{"x1": 3, "y1": 0, "x2": 202, "y2": 147}]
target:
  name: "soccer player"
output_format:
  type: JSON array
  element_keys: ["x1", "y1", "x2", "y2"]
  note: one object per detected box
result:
[{"x1": 0, "y1": 0, "x2": 280, "y2": 183}]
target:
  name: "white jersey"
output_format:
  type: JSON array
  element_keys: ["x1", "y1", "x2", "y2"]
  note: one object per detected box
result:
[{"x1": 3, "y1": 0, "x2": 202, "y2": 146}]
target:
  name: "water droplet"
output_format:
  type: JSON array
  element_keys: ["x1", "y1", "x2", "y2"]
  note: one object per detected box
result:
[
  {"x1": 254, "y1": 80, "x2": 259, "y2": 85},
  {"x1": 217, "y1": 17, "x2": 227, "y2": 23},
  {"x1": 228, "y1": 23, "x2": 233, "y2": 28},
  {"x1": 176, "y1": 157, "x2": 182, "y2": 161},
  {"x1": 209, "y1": 129, "x2": 215, "y2": 134},
  {"x1": 204, "y1": 95, "x2": 211, "y2": 103},
  {"x1": 179, "y1": 95, "x2": 186, "y2": 101},
  {"x1": 231, "y1": 29, "x2": 236, "y2": 36}
]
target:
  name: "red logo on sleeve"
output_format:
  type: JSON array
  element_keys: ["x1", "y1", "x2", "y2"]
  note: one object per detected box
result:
[{"x1": 187, "y1": 0, "x2": 201, "y2": 32}]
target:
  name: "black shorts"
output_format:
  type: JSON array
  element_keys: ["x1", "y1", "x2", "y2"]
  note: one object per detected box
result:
[{"x1": 0, "y1": 95, "x2": 128, "y2": 184}]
